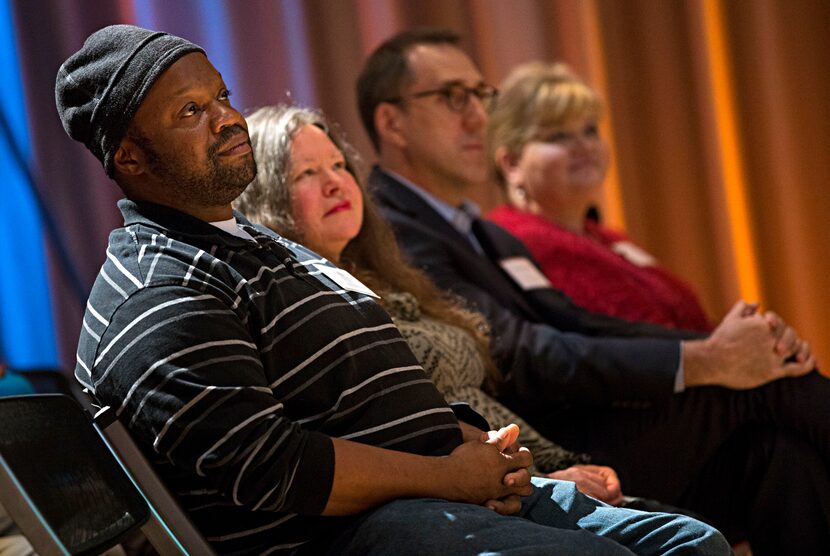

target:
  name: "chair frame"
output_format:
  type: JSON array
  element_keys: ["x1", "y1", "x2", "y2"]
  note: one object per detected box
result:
[
  {"x1": 0, "y1": 394, "x2": 215, "y2": 556},
  {"x1": 93, "y1": 404, "x2": 216, "y2": 555},
  {"x1": 0, "y1": 457, "x2": 79, "y2": 556}
]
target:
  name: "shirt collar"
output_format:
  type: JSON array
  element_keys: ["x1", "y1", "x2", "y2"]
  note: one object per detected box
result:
[
  {"x1": 118, "y1": 198, "x2": 262, "y2": 245},
  {"x1": 382, "y1": 168, "x2": 482, "y2": 236},
  {"x1": 210, "y1": 216, "x2": 257, "y2": 241}
]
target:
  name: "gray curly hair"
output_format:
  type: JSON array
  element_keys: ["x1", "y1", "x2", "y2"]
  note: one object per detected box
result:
[{"x1": 233, "y1": 104, "x2": 362, "y2": 241}]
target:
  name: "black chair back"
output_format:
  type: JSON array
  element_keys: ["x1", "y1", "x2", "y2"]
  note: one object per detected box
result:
[
  {"x1": 0, "y1": 394, "x2": 149, "y2": 556},
  {"x1": 1, "y1": 393, "x2": 217, "y2": 555}
]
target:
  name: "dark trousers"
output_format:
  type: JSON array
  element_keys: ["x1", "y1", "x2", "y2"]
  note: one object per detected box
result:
[{"x1": 531, "y1": 371, "x2": 830, "y2": 554}]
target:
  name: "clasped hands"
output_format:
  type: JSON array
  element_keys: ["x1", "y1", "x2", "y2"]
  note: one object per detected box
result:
[
  {"x1": 451, "y1": 423, "x2": 626, "y2": 514},
  {"x1": 688, "y1": 300, "x2": 817, "y2": 389},
  {"x1": 449, "y1": 423, "x2": 532, "y2": 515},
  {"x1": 482, "y1": 424, "x2": 533, "y2": 515}
]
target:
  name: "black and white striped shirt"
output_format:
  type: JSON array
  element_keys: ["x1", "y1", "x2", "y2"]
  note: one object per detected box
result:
[{"x1": 76, "y1": 200, "x2": 462, "y2": 554}]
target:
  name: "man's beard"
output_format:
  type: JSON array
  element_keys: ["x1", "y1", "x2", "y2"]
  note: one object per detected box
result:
[{"x1": 134, "y1": 125, "x2": 257, "y2": 207}]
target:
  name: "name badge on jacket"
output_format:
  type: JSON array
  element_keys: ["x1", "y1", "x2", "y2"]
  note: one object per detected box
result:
[
  {"x1": 314, "y1": 264, "x2": 381, "y2": 298},
  {"x1": 499, "y1": 257, "x2": 552, "y2": 290}
]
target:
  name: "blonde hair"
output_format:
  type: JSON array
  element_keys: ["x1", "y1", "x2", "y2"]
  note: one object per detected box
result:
[{"x1": 488, "y1": 62, "x2": 603, "y2": 186}]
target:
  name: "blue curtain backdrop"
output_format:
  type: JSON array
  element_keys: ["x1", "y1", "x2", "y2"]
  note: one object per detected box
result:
[{"x1": 0, "y1": 0, "x2": 58, "y2": 368}]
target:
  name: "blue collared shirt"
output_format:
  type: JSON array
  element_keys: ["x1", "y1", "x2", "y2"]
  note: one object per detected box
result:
[{"x1": 383, "y1": 169, "x2": 485, "y2": 255}]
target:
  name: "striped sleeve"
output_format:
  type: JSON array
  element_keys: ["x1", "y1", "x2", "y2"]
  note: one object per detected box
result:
[{"x1": 90, "y1": 285, "x2": 335, "y2": 516}]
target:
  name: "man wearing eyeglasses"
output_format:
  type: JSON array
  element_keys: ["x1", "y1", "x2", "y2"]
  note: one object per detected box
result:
[
  {"x1": 359, "y1": 27, "x2": 830, "y2": 553},
  {"x1": 360, "y1": 29, "x2": 496, "y2": 222}
]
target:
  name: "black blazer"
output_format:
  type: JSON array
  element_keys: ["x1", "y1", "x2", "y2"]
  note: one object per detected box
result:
[{"x1": 370, "y1": 167, "x2": 702, "y2": 411}]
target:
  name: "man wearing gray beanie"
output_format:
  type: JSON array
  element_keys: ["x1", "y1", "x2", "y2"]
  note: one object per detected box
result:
[
  {"x1": 56, "y1": 24, "x2": 204, "y2": 177},
  {"x1": 59, "y1": 24, "x2": 730, "y2": 555}
]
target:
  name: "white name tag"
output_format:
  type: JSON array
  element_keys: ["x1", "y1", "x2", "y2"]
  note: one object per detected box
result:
[
  {"x1": 499, "y1": 257, "x2": 552, "y2": 290},
  {"x1": 314, "y1": 264, "x2": 380, "y2": 299},
  {"x1": 610, "y1": 241, "x2": 657, "y2": 267}
]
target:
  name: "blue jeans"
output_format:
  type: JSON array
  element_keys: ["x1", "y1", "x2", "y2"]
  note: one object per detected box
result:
[{"x1": 324, "y1": 478, "x2": 730, "y2": 555}]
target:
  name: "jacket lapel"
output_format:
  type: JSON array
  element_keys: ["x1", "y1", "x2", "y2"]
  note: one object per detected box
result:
[{"x1": 370, "y1": 168, "x2": 542, "y2": 320}]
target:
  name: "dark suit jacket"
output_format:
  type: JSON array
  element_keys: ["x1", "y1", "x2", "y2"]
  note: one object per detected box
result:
[{"x1": 370, "y1": 167, "x2": 703, "y2": 412}]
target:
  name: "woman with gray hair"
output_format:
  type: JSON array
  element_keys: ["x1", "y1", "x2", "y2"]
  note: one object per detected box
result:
[{"x1": 234, "y1": 104, "x2": 643, "y2": 506}]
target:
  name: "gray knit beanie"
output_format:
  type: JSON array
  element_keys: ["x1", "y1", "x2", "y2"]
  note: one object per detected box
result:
[{"x1": 55, "y1": 24, "x2": 204, "y2": 176}]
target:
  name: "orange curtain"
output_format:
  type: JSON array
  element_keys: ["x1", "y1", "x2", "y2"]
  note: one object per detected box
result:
[
  {"x1": 17, "y1": 0, "x2": 829, "y2": 369},
  {"x1": 322, "y1": 0, "x2": 830, "y2": 367}
]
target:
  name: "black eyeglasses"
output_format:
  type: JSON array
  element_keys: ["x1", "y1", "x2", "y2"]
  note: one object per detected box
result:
[{"x1": 384, "y1": 83, "x2": 498, "y2": 113}]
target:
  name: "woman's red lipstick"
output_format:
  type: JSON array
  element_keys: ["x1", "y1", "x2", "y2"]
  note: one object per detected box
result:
[{"x1": 325, "y1": 200, "x2": 351, "y2": 216}]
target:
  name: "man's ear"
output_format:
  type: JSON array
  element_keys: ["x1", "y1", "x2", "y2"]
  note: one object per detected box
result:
[
  {"x1": 113, "y1": 138, "x2": 144, "y2": 177},
  {"x1": 374, "y1": 103, "x2": 407, "y2": 149}
]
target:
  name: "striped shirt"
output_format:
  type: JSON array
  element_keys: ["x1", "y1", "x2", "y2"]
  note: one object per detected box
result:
[{"x1": 76, "y1": 200, "x2": 462, "y2": 555}]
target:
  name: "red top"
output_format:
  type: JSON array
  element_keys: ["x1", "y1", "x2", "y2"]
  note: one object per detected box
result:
[{"x1": 489, "y1": 205, "x2": 712, "y2": 332}]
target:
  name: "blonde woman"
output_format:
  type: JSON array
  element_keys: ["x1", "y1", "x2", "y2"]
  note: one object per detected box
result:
[{"x1": 489, "y1": 62, "x2": 710, "y2": 332}]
